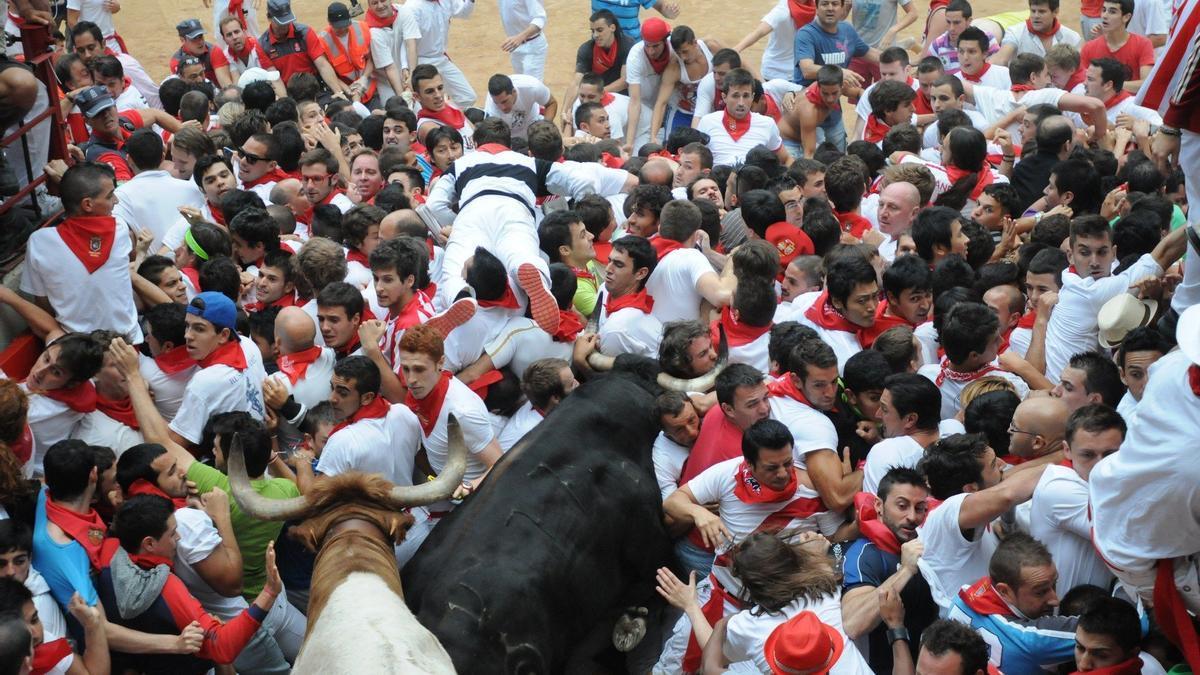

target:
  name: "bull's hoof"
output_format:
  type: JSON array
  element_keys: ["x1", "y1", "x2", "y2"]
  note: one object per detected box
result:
[{"x1": 611, "y1": 608, "x2": 648, "y2": 652}]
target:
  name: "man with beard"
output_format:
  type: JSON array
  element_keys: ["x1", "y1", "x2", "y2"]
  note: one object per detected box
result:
[{"x1": 842, "y1": 467, "x2": 938, "y2": 672}]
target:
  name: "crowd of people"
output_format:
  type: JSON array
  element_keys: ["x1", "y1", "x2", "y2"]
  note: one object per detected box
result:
[{"x1": 0, "y1": 0, "x2": 1197, "y2": 670}]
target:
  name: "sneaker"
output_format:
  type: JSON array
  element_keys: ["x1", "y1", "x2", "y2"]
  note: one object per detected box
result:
[
  {"x1": 517, "y1": 263, "x2": 560, "y2": 334},
  {"x1": 425, "y1": 297, "x2": 476, "y2": 338}
]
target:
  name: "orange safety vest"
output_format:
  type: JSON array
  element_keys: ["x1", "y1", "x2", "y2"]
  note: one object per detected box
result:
[{"x1": 321, "y1": 22, "x2": 376, "y2": 102}]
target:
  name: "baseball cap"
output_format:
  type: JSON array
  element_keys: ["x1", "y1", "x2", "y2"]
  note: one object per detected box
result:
[
  {"x1": 641, "y1": 18, "x2": 671, "y2": 43},
  {"x1": 328, "y1": 2, "x2": 352, "y2": 29},
  {"x1": 75, "y1": 86, "x2": 115, "y2": 118},
  {"x1": 238, "y1": 67, "x2": 282, "y2": 88},
  {"x1": 187, "y1": 292, "x2": 238, "y2": 332},
  {"x1": 268, "y1": 0, "x2": 296, "y2": 24},
  {"x1": 176, "y1": 18, "x2": 205, "y2": 40}
]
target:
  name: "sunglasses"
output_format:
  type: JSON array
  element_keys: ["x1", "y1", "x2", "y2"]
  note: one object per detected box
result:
[{"x1": 238, "y1": 149, "x2": 269, "y2": 164}]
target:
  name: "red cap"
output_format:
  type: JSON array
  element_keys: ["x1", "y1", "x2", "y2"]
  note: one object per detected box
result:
[
  {"x1": 764, "y1": 222, "x2": 814, "y2": 268},
  {"x1": 641, "y1": 18, "x2": 671, "y2": 43},
  {"x1": 764, "y1": 611, "x2": 845, "y2": 675}
]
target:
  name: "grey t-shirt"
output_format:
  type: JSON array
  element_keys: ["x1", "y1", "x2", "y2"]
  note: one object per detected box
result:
[{"x1": 852, "y1": 0, "x2": 910, "y2": 48}]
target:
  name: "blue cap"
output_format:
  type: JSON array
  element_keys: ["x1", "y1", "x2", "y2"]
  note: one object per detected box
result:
[{"x1": 187, "y1": 292, "x2": 238, "y2": 332}]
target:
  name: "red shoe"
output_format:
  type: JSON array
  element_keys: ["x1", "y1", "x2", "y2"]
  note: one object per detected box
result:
[
  {"x1": 426, "y1": 298, "x2": 476, "y2": 338},
  {"x1": 517, "y1": 263, "x2": 560, "y2": 334}
]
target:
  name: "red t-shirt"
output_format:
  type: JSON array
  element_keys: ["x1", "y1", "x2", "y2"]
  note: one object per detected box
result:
[
  {"x1": 1078, "y1": 34, "x2": 1155, "y2": 83},
  {"x1": 262, "y1": 24, "x2": 326, "y2": 85}
]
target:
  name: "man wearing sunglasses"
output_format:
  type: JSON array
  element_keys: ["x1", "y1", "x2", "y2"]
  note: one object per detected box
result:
[
  {"x1": 1006, "y1": 396, "x2": 1068, "y2": 463},
  {"x1": 237, "y1": 132, "x2": 290, "y2": 202}
]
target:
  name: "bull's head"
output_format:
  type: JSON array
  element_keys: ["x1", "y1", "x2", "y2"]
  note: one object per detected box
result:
[
  {"x1": 587, "y1": 325, "x2": 730, "y2": 392},
  {"x1": 227, "y1": 414, "x2": 470, "y2": 523}
]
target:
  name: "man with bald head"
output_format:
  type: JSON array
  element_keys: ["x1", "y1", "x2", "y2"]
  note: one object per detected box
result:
[
  {"x1": 983, "y1": 285, "x2": 1024, "y2": 344},
  {"x1": 875, "y1": 181, "x2": 921, "y2": 262},
  {"x1": 261, "y1": 305, "x2": 337, "y2": 448},
  {"x1": 379, "y1": 209, "x2": 429, "y2": 241},
  {"x1": 1010, "y1": 114, "x2": 1076, "y2": 211},
  {"x1": 1007, "y1": 395, "x2": 1069, "y2": 462},
  {"x1": 638, "y1": 158, "x2": 675, "y2": 188},
  {"x1": 269, "y1": 178, "x2": 313, "y2": 235}
]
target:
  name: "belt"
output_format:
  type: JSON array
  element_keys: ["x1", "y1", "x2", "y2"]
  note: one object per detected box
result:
[{"x1": 460, "y1": 189, "x2": 536, "y2": 219}]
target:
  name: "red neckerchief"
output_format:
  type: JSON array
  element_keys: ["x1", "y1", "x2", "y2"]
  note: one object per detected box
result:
[
  {"x1": 593, "y1": 240, "x2": 612, "y2": 264},
  {"x1": 600, "y1": 92, "x2": 615, "y2": 106},
  {"x1": 722, "y1": 111, "x2": 753, "y2": 142},
  {"x1": 42, "y1": 380, "x2": 98, "y2": 413},
  {"x1": 199, "y1": 340, "x2": 248, "y2": 371},
  {"x1": 206, "y1": 200, "x2": 226, "y2": 226},
  {"x1": 863, "y1": 114, "x2": 891, "y2": 143},
  {"x1": 57, "y1": 215, "x2": 116, "y2": 274},
  {"x1": 1060, "y1": 457, "x2": 1075, "y2": 468},
  {"x1": 804, "y1": 83, "x2": 827, "y2": 109},
  {"x1": 959, "y1": 577, "x2": 1015, "y2": 616},
  {"x1": 1011, "y1": 83, "x2": 1037, "y2": 93},
  {"x1": 1027, "y1": 17, "x2": 1062, "y2": 38},
  {"x1": 804, "y1": 290, "x2": 860, "y2": 333},
  {"x1": 241, "y1": 166, "x2": 289, "y2": 188},
  {"x1": 320, "y1": 188, "x2": 346, "y2": 206},
  {"x1": 962, "y1": 62, "x2": 992, "y2": 83},
  {"x1": 914, "y1": 87, "x2": 933, "y2": 114},
  {"x1": 277, "y1": 345, "x2": 323, "y2": 385},
  {"x1": 606, "y1": 288, "x2": 654, "y2": 315},
  {"x1": 335, "y1": 330, "x2": 362, "y2": 359},
  {"x1": 126, "y1": 478, "x2": 188, "y2": 510},
  {"x1": 329, "y1": 395, "x2": 390, "y2": 440},
  {"x1": 180, "y1": 265, "x2": 200, "y2": 291},
  {"x1": 1066, "y1": 69, "x2": 1085, "y2": 92},
  {"x1": 592, "y1": 38, "x2": 619, "y2": 73},
  {"x1": 364, "y1": 5, "x2": 397, "y2": 28},
  {"x1": 835, "y1": 211, "x2": 872, "y2": 238},
  {"x1": 96, "y1": 394, "x2": 139, "y2": 430},
  {"x1": 788, "y1": 0, "x2": 817, "y2": 27},
  {"x1": 478, "y1": 284, "x2": 521, "y2": 309},
  {"x1": 1070, "y1": 657, "x2": 1143, "y2": 675},
  {"x1": 732, "y1": 460, "x2": 798, "y2": 503},
  {"x1": 1016, "y1": 310, "x2": 1037, "y2": 330},
  {"x1": 404, "y1": 370, "x2": 453, "y2": 435},
  {"x1": 475, "y1": 143, "x2": 509, "y2": 155},
  {"x1": 935, "y1": 359, "x2": 1000, "y2": 386},
  {"x1": 128, "y1": 550, "x2": 175, "y2": 572},
  {"x1": 574, "y1": 266, "x2": 596, "y2": 283},
  {"x1": 152, "y1": 345, "x2": 195, "y2": 375},
  {"x1": 465, "y1": 368, "x2": 504, "y2": 399},
  {"x1": 857, "y1": 300, "x2": 913, "y2": 348},
  {"x1": 855, "y1": 491, "x2": 901, "y2": 555},
  {"x1": 945, "y1": 163, "x2": 995, "y2": 200},
  {"x1": 647, "y1": 44, "x2": 671, "y2": 75},
  {"x1": 766, "y1": 374, "x2": 833, "y2": 413},
  {"x1": 650, "y1": 236, "x2": 686, "y2": 261},
  {"x1": 1105, "y1": 90, "x2": 1134, "y2": 110},
  {"x1": 31, "y1": 638, "x2": 73, "y2": 675},
  {"x1": 1189, "y1": 365, "x2": 1200, "y2": 396},
  {"x1": 711, "y1": 306, "x2": 771, "y2": 347},
  {"x1": 346, "y1": 247, "x2": 370, "y2": 267},
  {"x1": 554, "y1": 309, "x2": 586, "y2": 342},
  {"x1": 418, "y1": 104, "x2": 466, "y2": 130},
  {"x1": 43, "y1": 497, "x2": 107, "y2": 569},
  {"x1": 245, "y1": 292, "x2": 298, "y2": 313},
  {"x1": 226, "y1": 36, "x2": 255, "y2": 63},
  {"x1": 389, "y1": 291, "x2": 431, "y2": 330}
]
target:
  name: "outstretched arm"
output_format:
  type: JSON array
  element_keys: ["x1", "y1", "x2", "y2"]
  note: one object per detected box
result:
[{"x1": 108, "y1": 338, "x2": 197, "y2": 472}]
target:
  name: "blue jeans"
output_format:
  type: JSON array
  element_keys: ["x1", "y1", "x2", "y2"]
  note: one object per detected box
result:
[
  {"x1": 674, "y1": 537, "x2": 714, "y2": 580},
  {"x1": 817, "y1": 107, "x2": 847, "y2": 151}
]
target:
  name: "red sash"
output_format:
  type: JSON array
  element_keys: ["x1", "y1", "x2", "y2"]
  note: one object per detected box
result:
[
  {"x1": 592, "y1": 39, "x2": 619, "y2": 73},
  {"x1": 96, "y1": 394, "x2": 139, "y2": 430},
  {"x1": 241, "y1": 167, "x2": 289, "y2": 188},
  {"x1": 682, "y1": 575, "x2": 748, "y2": 671},
  {"x1": 605, "y1": 288, "x2": 654, "y2": 315},
  {"x1": 863, "y1": 114, "x2": 891, "y2": 143},
  {"x1": 857, "y1": 301, "x2": 913, "y2": 348},
  {"x1": 42, "y1": 380, "x2": 98, "y2": 413},
  {"x1": 31, "y1": 638, "x2": 73, "y2": 675},
  {"x1": 854, "y1": 491, "x2": 901, "y2": 555},
  {"x1": 788, "y1": 0, "x2": 817, "y2": 28},
  {"x1": 198, "y1": 340, "x2": 248, "y2": 371},
  {"x1": 1104, "y1": 90, "x2": 1134, "y2": 110},
  {"x1": 1154, "y1": 557, "x2": 1200, "y2": 671},
  {"x1": 803, "y1": 290, "x2": 861, "y2": 334},
  {"x1": 126, "y1": 478, "x2": 188, "y2": 510},
  {"x1": 277, "y1": 345, "x2": 323, "y2": 385},
  {"x1": 153, "y1": 345, "x2": 196, "y2": 375},
  {"x1": 959, "y1": 577, "x2": 1014, "y2": 616},
  {"x1": 961, "y1": 62, "x2": 992, "y2": 83},
  {"x1": 554, "y1": 309, "x2": 586, "y2": 342},
  {"x1": 722, "y1": 111, "x2": 752, "y2": 142},
  {"x1": 404, "y1": 370, "x2": 453, "y2": 435},
  {"x1": 418, "y1": 104, "x2": 466, "y2": 130},
  {"x1": 946, "y1": 163, "x2": 995, "y2": 200},
  {"x1": 935, "y1": 360, "x2": 999, "y2": 386},
  {"x1": 1027, "y1": 17, "x2": 1062, "y2": 38},
  {"x1": 58, "y1": 215, "x2": 116, "y2": 274},
  {"x1": 329, "y1": 395, "x2": 390, "y2": 439},
  {"x1": 1190, "y1": 365, "x2": 1200, "y2": 396},
  {"x1": 711, "y1": 306, "x2": 770, "y2": 348},
  {"x1": 650, "y1": 236, "x2": 686, "y2": 261},
  {"x1": 43, "y1": 498, "x2": 107, "y2": 569}
]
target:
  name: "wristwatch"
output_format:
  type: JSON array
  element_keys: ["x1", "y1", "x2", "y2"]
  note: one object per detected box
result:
[{"x1": 887, "y1": 627, "x2": 910, "y2": 645}]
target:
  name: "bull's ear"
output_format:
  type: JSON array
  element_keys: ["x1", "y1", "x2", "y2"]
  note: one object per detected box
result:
[
  {"x1": 387, "y1": 513, "x2": 415, "y2": 545},
  {"x1": 288, "y1": 523, "x2": 321, "y2": 553}
]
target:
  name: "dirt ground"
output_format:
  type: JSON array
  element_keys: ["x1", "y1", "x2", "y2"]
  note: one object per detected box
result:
[{"x1": 119, "y1": 0, "x2": 1078, "y2": 109}]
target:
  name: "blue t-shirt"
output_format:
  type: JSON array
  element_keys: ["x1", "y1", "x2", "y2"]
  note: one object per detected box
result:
[
  {"x1": 32, "y1": 488, "x2": 100, "y2": 642},
  {"x1": 843, "y1": 537, "x2": 938, "y2": 672},
  {"x1": 591, "y1": 0, "x2": 658, "y2": 40},
  {"x1": 793, "y1": 21, "x2": 870, "y2": 84}
]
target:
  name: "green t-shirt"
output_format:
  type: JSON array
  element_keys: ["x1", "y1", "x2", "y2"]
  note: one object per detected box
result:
[
  {"x1": 572, "y1": 260, "x2": 606, "y2": 318},
  {"x1": 187, "y1": 462, "x2": 300, "y2": 599}
]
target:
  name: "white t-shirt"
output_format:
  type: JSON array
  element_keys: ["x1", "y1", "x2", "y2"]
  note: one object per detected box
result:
[
  {"x1": 759, "y1": 0, "x2": 799, "y2": 81},
  {"x1": 368, "y1": 4, "x2": 422, "y2": 100},
  {"x1": 917, "y1": 359, "x2": 1031, "y2": 420},
  {"x1": 73, "y1": 410, "x2": 144, "y2": 455},
  {"x1": 138, "y1": 352, "x2": 196, "y2": 422},
  {"x1": 317, "y1": 403, "x2": 423, "y2": 487},
  {"x1": 789, "y1": 291, "x2": 865, "y2": 374},
  {"x1": 625, "y1": 41, "x2": 669, "y2": 109},
  {"x1": 855, "y1": 77, "x2": 921, "y2": 124},
  {"x1": 20, "y1": 218, "x2": 143, "y2": 343},
  {"x1": 66, "y1": 0, "x2": 114, "y2": 37},
  {"x1": 113, "y1": 85, "x2": 147, "y2": 112},
  {"x1": 957, "y1": 64, "x2": 1011, "y2": 90},
  {"x1": 421, "y1": 376, "x2": 496, "y2": 482},
  {"x1": 1045, "y1": 254, "x2": 1162, "y2": 382},
  {"x1": 922, "y1": 108, "x2": 987, "y2": 149},
  {"x1": 652, "y1": 433, "x2": 690, "y2": 501},
  {"x1": 916, "y1": 492, "x2": 999, "y2": 610},
  {"x1": 270, "y1": 348, "x2": 336, "y2": 410},
  {"x1": 114, "y1": 170, "x2": 205, "y2": 254},
  {"x1": 1128, "y1": 0, "x2": 1170, "y2": 43},
  {"x1": 696, "y1": 111, "x2": 784, "y2": 167},
  {"x1": 913, "y1": 320, "x2": 940, "y2": 367},
  {"x1": 646, "y1": 247, "x2": 717, "y2": 324},
  {"x1": 1029, "y1": 464, "x2": 1114, "y2": 597},
  {"x1": 970, "y1": 86, "x2": 1066, "y2": 143},
  {"x1": 692, "y1": 71, "x2": 721, "y2": 120},
  {"x1": 173, "y1": 506, "x2": 249, "y2": 620},
  {"x1": 498, "y1": 0, "x2": 546, "y2": 38},
  {"x1": 483, "y1": 74, "x2": 550, "y2": 139},
  {"x1": 862, "y1": 435, "x2": 925, "y2": 495},
  {"x1": 411, "y1": 0, "x2": 472, "y2": 60},
  {"x1": 571, "y1": 92, "x2": 630, "y2": 141},
  {"x1": 768, "y1": 393, "x2": 839, "y2": 471},
  {"x1": 22, "y1": 389, "x2": 84, "y2": 478},
  {"x1": 728, "y1": 331, "x2": 771, "y2": 373},
  {"x1": 1008, "y1": 326, "x2": 1032, "y2": 359},
  {"x1": 497, "y1": 400, "x2": 543, "y2": 452},
  {"x1": 169, "y1": 359, "x2": 267, "y2": 445},
  {"x1": 1103, "y1": 95, "x2": 1164, "y2": 126},
  {"x1": 597, "y1": 301, "x2": 663, "y2": 357},
  {"x1": 724, "y1": 594, "x2": 872, "y2": 675},
  {"x1": 1000, "y1": 22, "x2": 1082, "y2": 57}
]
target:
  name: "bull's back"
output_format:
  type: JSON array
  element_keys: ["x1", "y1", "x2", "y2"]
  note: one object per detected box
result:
[{"x1": 296, "y1": 572, "x2": 455, "y2": 674}]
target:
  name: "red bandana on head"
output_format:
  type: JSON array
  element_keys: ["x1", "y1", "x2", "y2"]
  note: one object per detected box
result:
[
  {"x1": 788, "y1": 0, "x2": 817, "y2": 28},
  {"x1": 722, "y1": 111, "x2": 753, "y2": 142},
  {"x1": 418, "y1": 104, "x2": 466, "y2": 130},
  {"x1": 710, "y1": 306, "x2": 770, "y2": 347},
  {"x1": 803, "y1": 290, "x2": 861, "y2": 333},
  {"x1": 43, "y1": 495, "x2": 107, "y2": 569},
  {"x1": 855, "y1": 491, "x2": 901, "y2": 555},
  {"x1": 961, "y1": 62, "x2": 991, "y2": 83},
  {"x1": 404, "y1": 370, "x2": 453, "y2": 435},
  {"x1": 42, "y1": 380, "x2": 98, "y2": 414},
  {"x1": 96, "y1": 394, "x2": 139, "y2": 430},
  {"x1": 199, "y1": 340, "x2": 248, "y2": 371},
  {"x1": 605, "y1": 288, "x2": 654, "y2": 315},
  {"x1": 330, "y1": 395, "x2": 390, "y2": 439},
  {"x1": 732, "y1": 460, "x2": 798, "y2": 503},
  {"x1": 958, "y1": 577, "x2": 1014, "y2": 616},
  {"x1": 58, "y1": 216, "x2": 116, "y2": 274},
  {"x1": 592, "y1": 39, "x2": 619, "y2": 73},
  {"x1": 153, "y1": 345, "x2": 196, "y2": 375},
  {"x1": 126, "y1": 478, "x2": 188, "y2": 510},
  {"x1": 1027, "y1": 16, "x2": 1062, "y2": 38},
  {"x1": 650, "y1": 236, "x2": 686, "y2": 261},
  {"x1": 277, "y1": 345, "x2": 323, "y2": 385}
]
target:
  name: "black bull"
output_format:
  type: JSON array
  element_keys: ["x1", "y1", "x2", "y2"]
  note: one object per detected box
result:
[{"x1": 403, "y1": 362, "x2": 677, "y2": 673}]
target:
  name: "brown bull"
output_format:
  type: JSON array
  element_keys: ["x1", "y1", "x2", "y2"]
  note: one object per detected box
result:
[{"x1": 227, "y1": 416, "x2": 469, "y2": 674}]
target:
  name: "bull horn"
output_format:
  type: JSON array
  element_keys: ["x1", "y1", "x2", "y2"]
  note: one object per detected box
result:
[
  {"x1": 587, "y1": 351, "x2": 615, "y2": 371},
  {"x1": 657, "y1": 325, "x2": 729, "y2": 392},
  {"x1": 387, "y1": 414, "x2": 469, "y2": 507},
  {"x1": 227, "y1": 432, "x2": 311, "y2": 521}
]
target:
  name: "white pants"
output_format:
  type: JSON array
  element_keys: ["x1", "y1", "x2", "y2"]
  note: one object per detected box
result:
[
  {"x1": 508, "y1": 34, "x2": 547, "y2": 79},
  {"x1": 486, "y1": 316, "x2": 572, "y2": 377},
  {"x1": 1171, "y1": 130, "x2": 1200, "y2": 314},
  {"x1": 435, "y1": 196, "x2": 549, "y2": 309},
  {"x1": 263, "y1": 584, "x2": 308, "y2": 662},
  {"x1": 419, "y1": 54, "x2": 476, "y2": 109}
]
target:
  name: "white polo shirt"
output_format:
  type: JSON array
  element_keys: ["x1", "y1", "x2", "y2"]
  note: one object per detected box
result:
[
  {"x1": 483, "y1": 73, "x2": 550, "y2": 139},
  {"x1": 114, "y1": 170, "x2": 205, "y2": 252},
  {"x1": 317, "y1": 403, "x2": 423, "y2": 487},
  {"x1": 646, "y1": 247, "x2": 718, "y2": 324},
  {"x1": 1030, "y1": 463, "x2": 1114, "y2": 597},
  {"x1": 696, "y1": 111, "x2": 783, "y2": 167}
]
